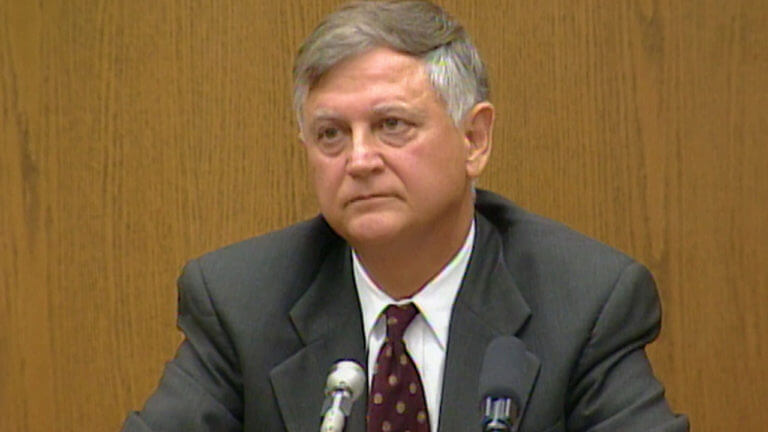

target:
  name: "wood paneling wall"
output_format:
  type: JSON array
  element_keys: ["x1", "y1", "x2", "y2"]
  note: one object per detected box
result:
[{"x1": 1, "y1": 1, "x2": 766, "y2": 430}]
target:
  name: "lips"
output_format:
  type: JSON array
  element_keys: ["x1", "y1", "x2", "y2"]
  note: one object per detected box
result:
[{"x1": 346, "y1": 193, "x2": 393, "y2": 206}]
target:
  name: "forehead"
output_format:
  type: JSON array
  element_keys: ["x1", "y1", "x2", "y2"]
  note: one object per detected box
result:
[
  {"x1": 305, "y1": 47, "x2": 438, "y2": 110},
  {"x1": 320, "y1": 47, "x2": 424, "y2": 80}
]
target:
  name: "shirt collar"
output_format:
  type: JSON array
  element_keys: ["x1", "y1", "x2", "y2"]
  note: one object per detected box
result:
[{"x1": 354, "y1": 219, "x2": 476, "y2": 350}]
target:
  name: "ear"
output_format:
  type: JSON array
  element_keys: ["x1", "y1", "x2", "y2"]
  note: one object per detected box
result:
[
  {"x1": 298, "y1": 131, "x2": 307, "y2": 147},
  {"x1": 462, "y1": 102, "x2": 495, "y2": 179}
]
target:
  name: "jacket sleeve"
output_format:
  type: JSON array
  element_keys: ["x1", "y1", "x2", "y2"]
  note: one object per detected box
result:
[
  {"x1": 566, "y1": 262, "x2": 689, "y2": 431},
  {"x1": 121, "y1": 259, "x2": 243, "y2": 432}
]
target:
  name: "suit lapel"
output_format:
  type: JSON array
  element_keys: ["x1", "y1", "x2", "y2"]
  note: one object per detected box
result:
[
  {"x1": 269, "y1": 240, "x2": 368, "y2": 432},
  {"x1": 438, "y1": 214, "x2": 541, "y2": 432}
]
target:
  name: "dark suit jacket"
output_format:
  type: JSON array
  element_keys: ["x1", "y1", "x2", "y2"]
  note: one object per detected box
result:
[{"x1": 122, "y1": 190, "x2": 688, "y2": 432}]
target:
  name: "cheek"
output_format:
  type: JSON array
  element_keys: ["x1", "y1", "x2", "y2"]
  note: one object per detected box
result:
[
  {"x1": 403, "y1": 134, "x2": 466, "y2": 178},
  {"x1": 309, "y1": 157, "x2": 344, "y2": 197}
]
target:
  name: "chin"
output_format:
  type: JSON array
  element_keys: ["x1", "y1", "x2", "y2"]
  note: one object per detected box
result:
[{"x1": 336, "y1": 215, "x2": 406, "y2": 248}]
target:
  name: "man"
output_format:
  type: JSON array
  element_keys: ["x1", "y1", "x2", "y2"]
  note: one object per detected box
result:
[{"x1": 122, "y1": 1, "x2": 688, "y2": 431}]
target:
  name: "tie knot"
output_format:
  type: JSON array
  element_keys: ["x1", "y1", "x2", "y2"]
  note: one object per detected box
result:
[{"x1": 384, "y1": 303, "x2": 419, "y2": 341}]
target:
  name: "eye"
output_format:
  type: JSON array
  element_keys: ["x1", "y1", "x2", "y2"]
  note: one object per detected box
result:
[
  {"x1": 376, "y1": 117, "x2": 415, "y2": 146},
  {"x1": 380, "y1": 117, "x2": 408, "y2": 133},
  {"x1": 313, "y1": 125, "x2": 347, "y2": 155},
  {"x1": 317, "y1": 127, "x2": 340, "y2": 141}
]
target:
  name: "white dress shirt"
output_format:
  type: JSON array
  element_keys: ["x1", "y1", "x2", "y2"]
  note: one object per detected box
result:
[{"x1": 353, "y1": 220, "x2": 475, "y2": 432}]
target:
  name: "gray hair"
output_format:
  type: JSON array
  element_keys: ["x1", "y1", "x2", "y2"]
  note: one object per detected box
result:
[{"x1": 293, "y1": 0, "x2": 489, "y2": 131}]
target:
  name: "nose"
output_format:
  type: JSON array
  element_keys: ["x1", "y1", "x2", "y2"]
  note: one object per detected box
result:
[{"x1": 345, "y1": 128, "x2": 383, "y2": 176}]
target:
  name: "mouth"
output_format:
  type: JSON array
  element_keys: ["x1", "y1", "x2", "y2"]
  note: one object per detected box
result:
[{"x1": 346, "y1": 193, "x2": 393, "y2": 206}]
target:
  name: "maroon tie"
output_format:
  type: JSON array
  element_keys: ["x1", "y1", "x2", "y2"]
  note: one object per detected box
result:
[{"x1": 367, "y1": 303, "x2": 430, "y2": 432}]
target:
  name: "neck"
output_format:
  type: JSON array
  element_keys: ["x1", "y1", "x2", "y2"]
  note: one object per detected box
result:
[{"x1": 354, "y1": 202, "x2": 474, "y2": 300}]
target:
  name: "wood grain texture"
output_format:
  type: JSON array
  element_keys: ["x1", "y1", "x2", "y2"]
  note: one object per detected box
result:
[{"x1": 1, "y1": 0, "x2": 765, "y2": 430}]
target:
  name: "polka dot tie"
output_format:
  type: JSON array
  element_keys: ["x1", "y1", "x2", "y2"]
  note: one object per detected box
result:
[{"x1": 367, "y1": 304, "x2": 430, "y2": 432}]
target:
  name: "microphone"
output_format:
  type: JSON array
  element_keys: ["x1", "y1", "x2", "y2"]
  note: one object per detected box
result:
[
  {"x1": 479, "y1": 336, "x2": 526, "y2": 432},
  {"x1": 319, "y1": 360, "x2": 366, "y2": 432}
]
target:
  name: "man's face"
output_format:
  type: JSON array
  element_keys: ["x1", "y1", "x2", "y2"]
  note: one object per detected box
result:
[{"x1": 301, "y1": 47, "x2": 489, "y2": 248}]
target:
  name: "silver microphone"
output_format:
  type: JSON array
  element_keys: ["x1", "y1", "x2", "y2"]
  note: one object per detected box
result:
[
  {"x1": 319, "y1": 360, "x2": 366, "y2": 432},
  {"x1": 480, "y1": 337, "x2": 527, "y2": 432}
]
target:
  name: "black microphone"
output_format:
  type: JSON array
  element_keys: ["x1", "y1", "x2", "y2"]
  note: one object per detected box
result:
[
  {"x1": 319, "y1": 360, "x2": 366, "y2": 432},
  {"x1": 479, "y1": 336, "x2": 526, "y2": 432}
]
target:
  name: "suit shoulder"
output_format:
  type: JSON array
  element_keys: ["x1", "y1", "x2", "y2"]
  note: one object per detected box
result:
[
  {"x1": 476, "y1": 190, "x2": 660, "y2": 350},
  {"x1": 476, "y1": 189, "x2": 637, "y2": 291},
  {"x1": 187, "y1": 216, "x2": 343, "y2": 292}
]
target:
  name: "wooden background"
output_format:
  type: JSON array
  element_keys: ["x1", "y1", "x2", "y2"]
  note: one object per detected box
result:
[{"x1": 1, "y1": 0, "x2": 766, "y2": 430}]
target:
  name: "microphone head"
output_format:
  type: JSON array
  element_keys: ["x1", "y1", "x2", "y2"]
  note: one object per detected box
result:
[
  {"x1": 479, "y1": 336, "x2": 526, "y2": 406},
  {"x1": 325, "y1": 360, "x2": 366, "y2": 401}
]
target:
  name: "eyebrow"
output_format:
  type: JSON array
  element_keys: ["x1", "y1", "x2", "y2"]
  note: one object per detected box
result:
[
  {"x1": 305, "y1": 103, "x2": 427, "y2": 128},
  {"x1": 308, "y1": 108, "x2": 341, "y2": 121},
  {"x1": 305, "y1": 110, "x2": 343, "y2": 132},
  {"x1": 371, "y1": 103, "x2": 426, "y2": 120}
]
